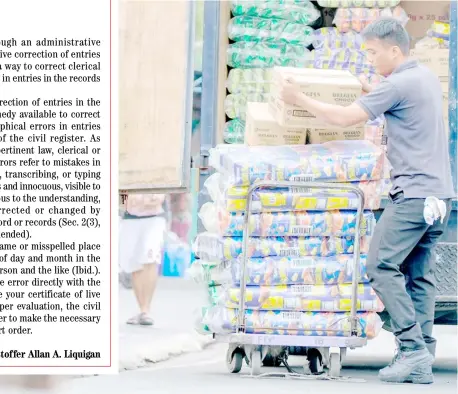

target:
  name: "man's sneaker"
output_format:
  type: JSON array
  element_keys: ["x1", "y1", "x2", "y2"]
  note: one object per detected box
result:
[
  {"x1": 405, "y1": 363, "x2": 434, "y2": 384},
  {"x1": 391, "y1": 339, "x2": 435, "y2": 384},
  {"x1": 379, "y1": 348, "x2": 433, "y2": 383}
]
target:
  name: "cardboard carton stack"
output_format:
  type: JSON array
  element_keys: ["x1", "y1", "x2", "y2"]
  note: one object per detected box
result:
[{"x1": 245, "y1": 67, "x2": 365, "y2": 146}]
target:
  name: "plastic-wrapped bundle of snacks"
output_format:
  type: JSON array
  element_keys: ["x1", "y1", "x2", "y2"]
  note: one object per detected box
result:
[
  {"x1": 220, "y1": 283, "x2": 383, "y2": 312},
  {"x1": 193, "y1": 231, "x2": 371, "y2": 261},
  {"x1": 380, "y1": 179, "x2": 392, "y2": 197},
  {"x1": 200, "y1": 204, "x2": 375, "y2": 237},
  {"x1": 210, "y1": 141, "x2": 385, "y2": 186},
  {"x1": 204, "y1": 173, "x2": 383, "y2": 212},
  {"x1": 427, "y1": 21, "x2": 450, "y2": 41},
  {"x1": 191, "y1": 254, "x2": 370, "y2": 287},
  {"x1": 380, "y1": 157, "x2": 392, "y2": 196},
  {"x1": 318, "y1": 0, "x2": 400, "y2": 6},
  {"x1": 227, "y1": 68, "x2": 273, "y2": 94},
  {"x1": 224, "y1": 92, "x2": 268, "y2": 120},
  {"x1": 224, "y1": 119, "x2": 245, "y2": 144},
  {"x1": 201, "y1": 308, "x2": 383, "y2": 338},
  {"x1": 228, "y1": 16, "x2": 315, "y2": 45},
  {"x1": 333, "y1": 6, "x2": 408, "y2": 33},
  {"x1": 364, "y1": 125, "x2": 384, "y2": 148},
  {"x1": 312, "y1": 27, "x2": 364, "y2": 50},
  {"x1": 231, "y1": 255, "x2": 369, "y2": 286},
  {"x1": 309, "y1": 48, "x2": 375, "y2": 75},
  {"x1": 231, "y1": 0, "x2": 321, "y2": 25},
  {"x1": 227, "y1": 41, "x2": 312, "y2": 68},
  {"x1": 416, "y1": 22, "x2": 450, "y2": 50}
]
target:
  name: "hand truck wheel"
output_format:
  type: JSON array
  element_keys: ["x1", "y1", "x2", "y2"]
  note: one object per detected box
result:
[
  {"x1": 226, "y1": 347, "x2": 243, "y2": 374},
  {"x1": 307, "y1": 348, "x2": 324, "y2": 375},
  {"x1": 250, "y1": 350, "x2": 262, "y2": 376},
  {"x1": 328, "y1": 352, "x2": 341, "y2": 377}
]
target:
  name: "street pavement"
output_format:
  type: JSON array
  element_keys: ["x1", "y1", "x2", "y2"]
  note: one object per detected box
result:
[
  {"x1": 1, "y1": 277, "x2": 456, "y2": 393},
  {"x1": 118, "y1": 276, "x2": 213, "y2": 370},
  {"x1": 56, "y1": 325, "x2": 457, "y2": 394}
]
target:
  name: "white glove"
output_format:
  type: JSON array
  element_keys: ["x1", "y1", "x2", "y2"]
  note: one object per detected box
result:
[{"x1": 423, "y1": 196, "x2": 447, "y2": 225}]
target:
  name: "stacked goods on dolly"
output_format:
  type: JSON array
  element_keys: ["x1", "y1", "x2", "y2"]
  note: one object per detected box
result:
[
  {"x1": 224, "y1": 0, "x2": 322, "y2": 144},
  {"x1": 192, "y1": 140, "x2": 385, "y2": 348}
]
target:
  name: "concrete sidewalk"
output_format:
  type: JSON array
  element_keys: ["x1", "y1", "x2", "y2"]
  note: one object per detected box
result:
[{"x1": 118, "y1": 277, "x2": 214, "y2": 371}]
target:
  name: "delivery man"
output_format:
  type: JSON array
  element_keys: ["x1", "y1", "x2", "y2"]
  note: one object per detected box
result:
[{"x1": 280, "y1": 17, "x2": 454, "y2": 384}]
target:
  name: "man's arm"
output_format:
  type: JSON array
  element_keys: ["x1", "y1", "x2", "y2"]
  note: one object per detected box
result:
[{"x1": 282, "y1": 79, "x2": 401, "y2": 128}]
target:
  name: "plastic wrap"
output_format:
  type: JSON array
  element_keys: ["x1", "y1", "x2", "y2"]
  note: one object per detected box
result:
[
  {"x1": 224, "y1": 119, "x2": 245, "y2": 144},
  {"x1": 227, "y1": 68, "x2": 273, "y2": 94},
  {"x1": 380, "y1": 179, "x2": 392, "y2": 197},
  {"x1": 318, "y1": 0, "x2": 400, "y2": 7},
  {"x1": 364, "y1": 123, "x2": 384, "y2": 148},
  {"x1": 187, "y1": 259, "x2": 233, "y2": 287},
  {"x1": 427, "y1": 21, "x2": 450, "y2": 41},
  {"x1": 201, "y1": 308, "x2": 383, "y2": 339},
  {"x1": 192, "y1": 254, "x2": 369, "y2": 287},
  {"x1": 227, "y1": 41, "x2": 312, "y2": 69},
  {"x1": 415, "y1": 37, "x2": 449, "y2": 50},
  {"x1": 228, "y1": 16, "x2": 315, "y2": 45},
  {"x1": 231, "y1": 0, "x2": 321, "y2": 25},
  {"x1": 207, "y1": 285, "x2": 224, "y2": 306},
  {"x1": 224, "y1": 92, "x2": 268, "y2": 120},
  {"x1": 309, "y1": 48, "x2": 374, "y2": 74},
  {"x1": 312, "y1": 27, "x2": 364, "y2": 50},
  {"x1": 219, "y1": 283, "x2": 383, "y2": 312},
  {"x1": 204, "y1": 174, "x2": 383, "y2": 212},
  {"x1": 232, "y1": 254, "x2": 369, "y2": 285},
  {"x1": 333, "y1": 6, "x2": 409, "y2": 33},
  {"x1": 209, "y1": 140, "x2": 385, "y2": 186},
  {"x1": 193, "y1": 231, "x2": 371, "y2": 261},
  {"x1": 200, "y1": 204, "x2": 375, "y2": 237}
]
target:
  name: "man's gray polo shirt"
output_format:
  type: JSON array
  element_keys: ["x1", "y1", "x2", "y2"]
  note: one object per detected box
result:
[{"x1": 356, "y1": 59, "x2": 455, "y2": 199}]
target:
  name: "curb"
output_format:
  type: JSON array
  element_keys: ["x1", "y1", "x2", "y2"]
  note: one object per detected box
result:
[{"x1": 119, "y1": 333, "x2": 215, "y2": 371}]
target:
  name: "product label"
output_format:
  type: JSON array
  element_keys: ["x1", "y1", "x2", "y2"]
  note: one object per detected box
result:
[
  {"x1": 279, "y1": 248, "x2": 301, "y2": 257},
  {"x1": 290, "y1": 258, "x2": 315, "y2": 268},
  {"x1": 281, "y1": 312, "x2": 302, "y2": 321},
  {"x1": 291, "y1": 225, "x2": 313, "y2": 236}
]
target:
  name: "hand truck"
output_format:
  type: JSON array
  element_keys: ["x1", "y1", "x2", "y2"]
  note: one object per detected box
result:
[{"x1": 213, "y1": 180, "x2": 368, "y2": 377}]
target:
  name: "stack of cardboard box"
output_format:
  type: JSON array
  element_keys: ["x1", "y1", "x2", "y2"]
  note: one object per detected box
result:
[{"x1": 245, "y1": 67, "x2": 366, "y2": 146}]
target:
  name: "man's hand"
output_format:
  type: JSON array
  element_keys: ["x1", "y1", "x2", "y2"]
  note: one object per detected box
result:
[
  {"x1": 280, "y1": 77, "x2": 301, "y2": 105},
  {"x1": 358, "y1": 75, "x2": 373, "y2": 95}
]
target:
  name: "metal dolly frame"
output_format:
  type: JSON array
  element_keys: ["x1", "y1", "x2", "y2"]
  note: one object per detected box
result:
[{"x1": 214, "y1": 180, "x2": 368, "y2": 377}]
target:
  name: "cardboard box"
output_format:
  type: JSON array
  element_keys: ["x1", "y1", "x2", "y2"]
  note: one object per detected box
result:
[
  {"x1": 269, "y1": 75, "x2": 362, "y2": 127},
  {"x1": 441, "y1": 80, "x2": 449, "y2": 94},
  {"x1": 272, "y1": 67, "x2": 354, "y2": 81},
  {"x1": 410, "y1": 48, "x2": 449, "y2": 78},
  {"x1": 245, "y1": 102, "x2": 306, "y2": 146},
  {"x1": 271, "y1": 67, "x2": 356, "y2": 92},
  {"x1": 306, "y1": 127, "x2": 364, "y2": 144},
  {"x1": 401, "y1": 1, "x2": 450, "y2": 45}
]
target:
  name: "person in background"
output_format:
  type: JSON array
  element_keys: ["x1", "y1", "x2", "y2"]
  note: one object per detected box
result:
[
  {"x1": 119, "y1": 193, "x2": 167, "y2": 325},
  {"x1": 280, "y1": 17, "x2": 454, "y2": 384}
]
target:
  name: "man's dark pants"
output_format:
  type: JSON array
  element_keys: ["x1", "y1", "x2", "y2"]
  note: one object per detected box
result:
[{"x1": 367, "y1": 191, "x2": 451, "y2": 352}]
